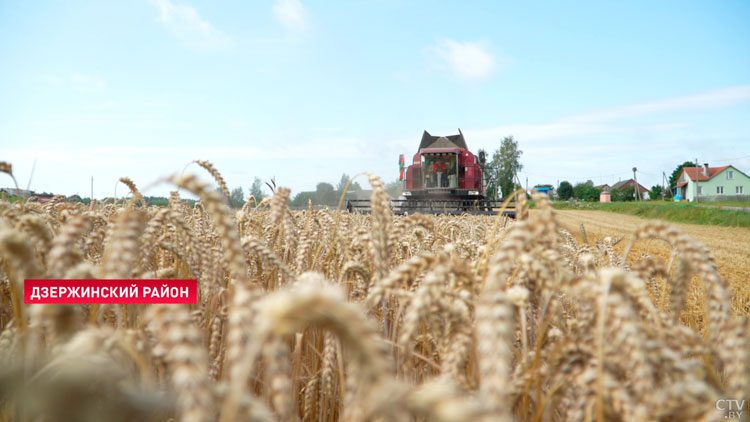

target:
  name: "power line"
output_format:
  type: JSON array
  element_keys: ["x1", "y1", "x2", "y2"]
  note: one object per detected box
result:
[
  {"x1": 705, "y1": 154, "x2": 750, "y2": 163},
  {"x1": 520, "y1": 170, "x2": 633, "y2": 181}
]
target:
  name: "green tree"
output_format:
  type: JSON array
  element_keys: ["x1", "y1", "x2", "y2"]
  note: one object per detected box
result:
[
  {"x1": 622, "y1": 185, "x2": 636, "y2": 201},
  {"x1": 315, "y1": 182, "x2": 337, "y2": 205},
  {"x1": 558, "y1": 181, "x2": 574, "y2": 200},
  {"x1": 290, "y1": 191, "x2": 315, "y2": 208},
  {"x1": 145, "y1": 196, "x2": 169, "y2": 207},
  {"x1": 650, "y1": 185, "x2": 664, "y2": 200},
  {"x1": 230, "y1": 187, "x2": 244, "y2": 209},
  {"x1": 573, "y1": 180, "x2": 594, "y2": 200},
  {"x1": 249, "y1": 177, "x2": 266, "y2": 206},
  {"x1": 488, "y1": 136, "x2": 523, "y2": 200},
  {"x1": 336, "y1": 173, "x2": 362, "y2": 194},
  {"x1": 66, "y1": 194, "x2": 93, "y2": 205},
  {"x1": 611, "y1": 186, "x2": 636, "y2": 202},
  {"x1": 337, "y1": 174, "x2": 351, "y2": 193},
  {"x1": 581, "y1": 185, "x2": 601, "y2": 202},
  {"x1": 669, "y1": 161, "x2": 695, "y2": 193},
  {"x1": 386, "y1": 180, "x2": 403, "y2": 198}
]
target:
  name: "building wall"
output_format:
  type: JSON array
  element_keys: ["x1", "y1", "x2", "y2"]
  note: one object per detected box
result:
[
  {"x1": 685, "y1": 167, "x2": 749, "y2": 201},
  {"x1": 685, "y1": 179, "x2": 698, "y2": 201},
  {"x1": 696, "y1": 194, "x2": 750, "y2": 202}
]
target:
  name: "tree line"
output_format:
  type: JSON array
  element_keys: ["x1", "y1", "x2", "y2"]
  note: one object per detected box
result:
[
  {"x1": 556, "y1": 180, "x2": 658, "y2": 202},
  {"x1": 555, "y1": 161, "x2": 694, "y2": 202},
  {"x1": 228, "y1": 174, "x2": 403, "y2": 209},
  {"x1": 58, "y1": 174, "x2": 403, "y2": 209}
]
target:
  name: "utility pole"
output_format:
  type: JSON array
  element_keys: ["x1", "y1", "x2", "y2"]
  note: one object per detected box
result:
[
  {"x1": 662, "y1": 171, "x2": 668, "y2": 200},
  {"x1": 514, "y1": 172, "x2": 522, "y2": 194},
  {"x1": 525, "y1": 177, "x2": 528, "y2": 195},
  {"x1": 632, "y1": 167, "x2": 639, "y2": 201}
]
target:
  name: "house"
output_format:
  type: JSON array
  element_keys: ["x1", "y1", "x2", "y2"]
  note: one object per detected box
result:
[
  {"x1": 611, "y1": 179, "x2": 650, "y2": 200},
  {"x1": 674, "y1": 164, "x2": 750, "y2": 202},
  {"x1": 532, "y1": 185, "x2": 554, "y2": 196},
  {"x1": 31, "y1": 193, "x2": 56, "y2": 204},
  {"x1": 595, "y1": 184, "x2": 611, "y2": 191}
]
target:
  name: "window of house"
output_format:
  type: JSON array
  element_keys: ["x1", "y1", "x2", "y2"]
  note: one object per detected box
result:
[
  {"x1": 727, "y1": 170, "x2": 734, "y2": 180},
  {"x1": 738, "y1": 186, "x2": 744, "y2": 194},
  {"x1": 697, "y1": 186, "x2": 703, "y2": 194},
  {"x1": 717, "y1": 186, "x2": 724, "y2": 194}
]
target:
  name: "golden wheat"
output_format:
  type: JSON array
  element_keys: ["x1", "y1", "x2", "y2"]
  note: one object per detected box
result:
[{"x1": 0, "y1": 162, "x2": 747, "y2": 422}]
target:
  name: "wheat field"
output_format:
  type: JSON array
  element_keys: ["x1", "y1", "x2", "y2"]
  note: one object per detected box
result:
[
  {"x1": 551, "y1": 209, "x2": 750, "y2": 313},
  {"x1": 0, "y1": 161, "x2": 747, "y2": 422}
]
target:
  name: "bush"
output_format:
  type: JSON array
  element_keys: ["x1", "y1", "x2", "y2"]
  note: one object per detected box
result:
[
  {"x1": 558, "y1": 181, "x2": 573, "y2": 200},
  {"x1": 610, "y1": 186, "x2": 635, "y2": 202}
]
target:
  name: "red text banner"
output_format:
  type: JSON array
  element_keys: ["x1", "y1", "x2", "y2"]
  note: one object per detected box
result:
[{"x1": 25, "y1": 279, "x2": 198, "y2": 304}]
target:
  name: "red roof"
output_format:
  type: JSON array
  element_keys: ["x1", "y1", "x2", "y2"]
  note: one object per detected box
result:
[
  {"x1": 674, "y1": 181, "x2": 687, "y2": 188},
  {"x1": 611, "y1": 179, "x2": 649, "y2": 193},
  {"x1": 681, "y1": 166, "x2": 730, "y2": 181}
]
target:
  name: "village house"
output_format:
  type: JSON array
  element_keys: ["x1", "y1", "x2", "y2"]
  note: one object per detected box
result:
[
  {"x1": 611, "y1": 179, "x2": 650, "y2": 200},
  {"x1": 674, "y1": 164, "x2": 750, "y2": 202}
]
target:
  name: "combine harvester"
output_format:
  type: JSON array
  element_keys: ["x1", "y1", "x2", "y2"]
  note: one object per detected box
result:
[{"x1": 348, "y1": 130, "x2": 516, "y2": 217}]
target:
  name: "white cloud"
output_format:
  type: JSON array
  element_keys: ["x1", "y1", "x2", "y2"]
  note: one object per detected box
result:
[
  {"x1": 564, "y1": 85, "x2": 750, "y2": 123},
  {"x1": 431, "y1": 39, "x2": 498, "y2": 82},
  {"x1": 7, "y1": 85, "x2": 748, "y2": 198},
  {"x1": 71, "y1": 73, "x2": 106, "y2": 92},
  {"x1": 466, "y1": 85, "x2": 750, "y2": 146},
  {"x1": 273, "y1": 0, "x2": 309, "y2": 33},
  {"x1": 42, "y1": 73, "x2": 106, "y2": 92},
  {"x1": 150, "y1": 0, "x2": 230, "y2": 49},
  {"x1": 41, "y1": 75, "x2": 62, "y2": 87},
  {"x1": 459, "y1": 85, "x2": 750, "y2": 187}
]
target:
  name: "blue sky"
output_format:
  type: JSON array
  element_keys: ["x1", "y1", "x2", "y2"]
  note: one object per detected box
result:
[{"x1": 1, "y1": 0, "x2": 749, "y2": 198}]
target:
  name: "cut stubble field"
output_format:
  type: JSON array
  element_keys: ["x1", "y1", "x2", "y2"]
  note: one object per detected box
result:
[{"x1": 548, "y1": 209, "x2": 750, "y2": 312}]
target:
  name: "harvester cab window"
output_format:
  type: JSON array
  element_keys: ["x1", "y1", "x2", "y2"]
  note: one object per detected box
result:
[
  {"x1": 446, "y1": 154, "x2": 458, "y2": 188},
  {"x1": 422, "y1": 153, "x2": 457, "y2": 188},
  {"x1": 422, "y1": 157, "x2": 434, "y2": 188}
]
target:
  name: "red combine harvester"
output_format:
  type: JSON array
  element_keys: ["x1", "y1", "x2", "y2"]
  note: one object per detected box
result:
[{"x1": 348, "y1": 130, "x2": 515, "y2": 216}]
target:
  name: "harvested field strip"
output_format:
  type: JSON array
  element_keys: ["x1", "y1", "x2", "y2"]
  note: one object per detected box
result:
[{"x1": 553, "y1": 201, "x2": 750, "y2": 227}]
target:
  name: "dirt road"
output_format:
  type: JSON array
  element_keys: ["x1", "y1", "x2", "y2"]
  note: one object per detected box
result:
[{"x1": 546, "y1": 210, "x2": 750, "y2": 311}]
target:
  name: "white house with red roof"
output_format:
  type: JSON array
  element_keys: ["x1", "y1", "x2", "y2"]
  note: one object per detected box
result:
[{"x1": 674, "y1": 164, "x2": 750, "y2": 201}]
